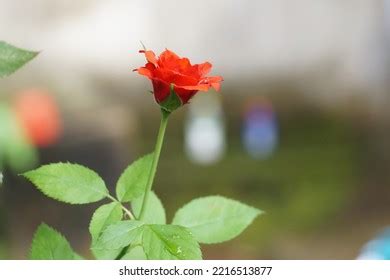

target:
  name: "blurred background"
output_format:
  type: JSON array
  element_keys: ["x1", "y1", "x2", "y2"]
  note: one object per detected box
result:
[{"x1": 1, "y1": 0, "x2": 390, "y2": 259}]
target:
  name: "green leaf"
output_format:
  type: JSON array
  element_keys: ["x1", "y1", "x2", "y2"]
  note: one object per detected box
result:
[
  {"x1": 172, "y1": 196, "x2": 262, "y2": 244},
  {"x1": 159, "y1": 84, "x2": 182, "y2": 112},
  {"x1": 121, "y1": 246, "x2": 146, "y2": 260},
  {"x1": 30, "y1": 223, "x2": 81, "y2": 260},
  {"x1": 23, "y1": 163, "x2": 109, "y2": 204},
  {"x1": 132, "y1": 191, "x2": 166, "y2": 224},
  {"x1": 94, "y1": 220, "x2": 144, "y2": 250},
  {"x1": 0, "y1": 41, "x2": 38, "y2": 78},
  {"x1": 89, "y1": 202, "x2": 123, "y2": 241},
  {"x1": 89, "y1": 202, "x2": 123, "y2": 259},
  {"x1": 116, "y1": 153, "x2": 153, "y2": 202},
  {"x1": 142, "y1": 224, "x2": 202, "y2": 260}
]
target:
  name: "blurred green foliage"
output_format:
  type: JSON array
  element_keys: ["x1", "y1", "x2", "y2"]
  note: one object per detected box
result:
[
  {"x1": 136, "y1": 108, "x2": 360, "y2": 257},
  {"x1": 0, "y1": 103, "x2": 37, "y2": 173}
]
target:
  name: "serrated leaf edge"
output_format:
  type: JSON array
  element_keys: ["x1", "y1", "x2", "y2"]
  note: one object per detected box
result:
[
  {"x1": 22, "y1": 162, "x2": 109, "y2": 205},
  {"x1": 143, "y1": 224, "x2": 202, "y2": 260},
  {"x1": 29, "y1": 223, "x2": 81, "y2": 260},
  {"x1": 116, "y1": 153, "x2": 153, "y2": 202}
]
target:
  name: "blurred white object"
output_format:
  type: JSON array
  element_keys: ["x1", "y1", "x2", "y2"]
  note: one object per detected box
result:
[{"x1": 185, "y1": 94, "x2": 225, "y2": 165}]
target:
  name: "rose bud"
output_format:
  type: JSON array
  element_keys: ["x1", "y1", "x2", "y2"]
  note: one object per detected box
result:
[{"x1": 134, "y1": 49, "x2": 223, "y2": 112}]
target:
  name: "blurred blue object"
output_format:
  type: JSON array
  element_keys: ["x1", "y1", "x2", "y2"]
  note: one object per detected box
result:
[
  {"x1": 242, "y1": 97, "x2": 278, "y2": 159},
  {"x1": 358, "y1": 227, "x2": 390, "y2": 260}
]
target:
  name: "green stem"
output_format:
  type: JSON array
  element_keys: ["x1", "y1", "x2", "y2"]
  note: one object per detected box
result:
[
  {"x1": 138, "y1": 109, "x2": 170, "y2": 220},
  {"x1": 106, "y1": 194, "x2": 135, "y2": 220}
]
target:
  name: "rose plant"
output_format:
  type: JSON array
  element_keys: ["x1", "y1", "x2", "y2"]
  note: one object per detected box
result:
[{"x1": 23, "y1": 48, "x2": 263, "y2": 260}]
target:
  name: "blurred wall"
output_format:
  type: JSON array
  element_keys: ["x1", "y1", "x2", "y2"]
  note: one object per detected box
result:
[{"x1": 0, "y1": 0, "x2": 388, "y2": 101}]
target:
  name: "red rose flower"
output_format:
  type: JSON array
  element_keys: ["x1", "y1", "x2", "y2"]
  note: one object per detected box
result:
[{"x1": 135, "y1": 49, "x2": 223, "y2": 111}]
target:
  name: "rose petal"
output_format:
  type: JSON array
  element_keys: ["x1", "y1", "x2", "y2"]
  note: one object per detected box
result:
[
  {"x1": 158, "y1": 49, "x2": 181, "y2": 69},
  {"x1": 171, "y1": 72, "x2": 198, "y2": 87},
  {"x1": 151, "y1": 78, "x2": 171, "y2": 103},
  {"x1": 174, "y1": 86, "x2": 197, "y2": 104},
  {"x1": 201, "y1": 76, "x2": 223, "y2": 91},
  {"x1": 177, "y1": 84, "x2": 210, "y2": 91},
  {"x1": 140, "y1": 50, "x2": 158, "y2": 66},
  {"x1": 197, "y1": 62, "x2": 212, "y2": 76},
  {"x1": 136, "y1": 62, "x2": 156, "y2": 79},
  {"x1": 204, "y1": 76, "x2": 223, "y2": 83},
  {"x1": 137, "y1": 67, "x2": 152, "y2": 78},
  {"x1": 211, "y1": 82, "x2": 221, "y2": 91}
]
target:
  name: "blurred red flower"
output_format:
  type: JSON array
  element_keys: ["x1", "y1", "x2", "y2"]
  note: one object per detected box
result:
[
  {"x1": 135, "y1": 49, "x2": 222, "y2": 108},
  {"x1": 14, "y1": 90, "x2": 62, "y2": 147}
]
